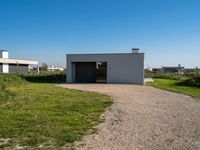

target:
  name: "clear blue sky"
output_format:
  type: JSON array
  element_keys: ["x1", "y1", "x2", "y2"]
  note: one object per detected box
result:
[{"x1": 0, "y1": 0, "x2": 200, "y2": 68}]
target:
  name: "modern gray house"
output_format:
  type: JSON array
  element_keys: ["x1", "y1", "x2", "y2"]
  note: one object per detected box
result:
[
  {"x1": 0, "y1": 50, "x2": 39, "y2": 74},
  {"x1": 66, "y1": 49, "x2": 144, "y2": 84},
  {"x1": 153, "y1": 64, "x2": 185, "y2": 74},
  {"x1": 162, "y1": 64, "x2": 184, "y2": 74}
]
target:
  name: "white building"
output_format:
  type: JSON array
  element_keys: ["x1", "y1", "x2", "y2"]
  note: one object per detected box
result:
[
  {"x1": 0, "y1": 50, "x2": 39, "y2": 74},
  {"x1": 47, "y1": 65, "x2": 64, "y2": 71}
]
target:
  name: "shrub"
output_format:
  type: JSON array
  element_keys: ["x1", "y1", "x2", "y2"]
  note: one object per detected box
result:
[
  {"x1": 180, "y1": 75, "x2": 200, "y2": 87},
  {"x1": 0, "y1": 74, "x2": 23, "y2": 100},
  {"x1": 0, "y1": 73, "x2": 24, "y2": 84},
  {"x1": 22, "y1": 72, "x2": 66, "y2": 83},
  {"x1": 154, "y1": 73, "x2": 183, "y2": 80},
  {"x1": 145, "y1": 70, "x2": 183, "y2": 80}
]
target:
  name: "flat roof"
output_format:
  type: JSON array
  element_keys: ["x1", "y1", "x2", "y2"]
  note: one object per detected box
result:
[
  {"x1": 162, "y1": 66, "x2": 184, "y2": 69},
  {"x1": 0, "y1": 58, "x2": 38, "y2": 65},
  {"x1": 67, "y1": 52, "x2": 144, "y2": 55}
]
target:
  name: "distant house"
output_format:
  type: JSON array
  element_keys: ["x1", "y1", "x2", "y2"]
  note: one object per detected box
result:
[
  {"x1": 0, "y1": 50, "x2": 39, "y2": 74},
  {"x1": 152, "y1": 68, "x2": 162, "y2": 72},
  {"x1": 47, "y1": 66, "x2": 64, "y2": 71},
  {"x1": 162, "y1": 64, "x2": 184, "y2": 74},
  {"x1": 152, "y1": 64, "x2": 185, "y2": 74}
]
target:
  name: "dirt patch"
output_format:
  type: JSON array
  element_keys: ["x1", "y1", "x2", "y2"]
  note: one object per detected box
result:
[{"x1": 58, "y1": 84, "x2": 200, "y2": 150}]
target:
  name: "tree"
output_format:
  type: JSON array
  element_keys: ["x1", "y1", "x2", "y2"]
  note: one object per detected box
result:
[{"x1": 41, "y1": 63, "x2": 48, "y2": 71}]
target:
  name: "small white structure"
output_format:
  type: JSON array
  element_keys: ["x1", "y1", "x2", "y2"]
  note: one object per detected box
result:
[
  {"x1": 67, "y1": 49, "x2": 144, "y2": 84},
  {"x1": 48, "y1": 65, "x2": 64, "y2": 71},
  {"x1": 0, "y1": 50, "x2": 39, "y2": 74}
]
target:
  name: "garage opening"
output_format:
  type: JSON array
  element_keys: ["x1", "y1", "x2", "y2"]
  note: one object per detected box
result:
[
  {"x1": 75, "y1": 62, "x2": 96, "y2": 83},
  {"x1": 75, "y1": 62, "x2": 107, "y2": 83}
]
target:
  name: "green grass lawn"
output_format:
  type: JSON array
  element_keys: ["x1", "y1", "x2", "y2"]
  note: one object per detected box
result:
[
  {"x1": 147, "y1": 78, "x2": 200, "y2": 99},
  {"x1": 0, "y1": 83, "x2": 112, "y2": 149}
]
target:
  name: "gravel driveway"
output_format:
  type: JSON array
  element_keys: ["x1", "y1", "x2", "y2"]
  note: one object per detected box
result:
[{"x1": 58, "y1": 84, "x2": 200, "y2": 150}]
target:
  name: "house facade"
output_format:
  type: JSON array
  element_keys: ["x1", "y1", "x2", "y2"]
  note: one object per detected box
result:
[
  {"x1": 66, "y1": 49, "x2": 144, "y2": 84},
  {"x1": 162, "y1": 65, "x2": 184, "y2": 74}
]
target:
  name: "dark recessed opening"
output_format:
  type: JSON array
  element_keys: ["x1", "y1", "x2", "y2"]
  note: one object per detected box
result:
[
  {"x1": 75, "y1": 62, "x2": 97, "y2": 83},
  {"x1": 96, "y1": 62, "x2": 107, "y2": 83},
  {"x1": 75, "y1": 62, "x2": 107, "y2": 83}
]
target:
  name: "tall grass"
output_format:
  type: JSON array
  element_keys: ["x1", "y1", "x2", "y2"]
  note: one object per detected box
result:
[
  {"x1": 0, "y1": 72, "x2": 112, "y2": 148},
  {"x1": 145, "y1": 70, "x2": 184, "y2": 80},
  {"x1": 0, "y1": 74, "x2": 24, "y2": 100},
  {"x1": 0, "y1": 72, "x2": 66, "y2": 100},
  {"x1": 145, "y1": 70, "x2": 200, "y2": 87}
]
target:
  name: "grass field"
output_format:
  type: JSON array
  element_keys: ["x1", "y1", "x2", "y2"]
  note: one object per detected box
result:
[
  {"x1": 147, "y1": 78, "x2": 200, "y2": 99},
  {"x1": 0, "y1": 74, "x2": 112, "y2": 149}
]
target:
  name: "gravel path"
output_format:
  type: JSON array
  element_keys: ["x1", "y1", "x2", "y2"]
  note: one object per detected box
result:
[{"x1": 58, "y1": 84, "x2": 200, "y2": 150}]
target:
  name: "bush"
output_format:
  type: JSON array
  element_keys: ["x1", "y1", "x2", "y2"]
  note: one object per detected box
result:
[
  {"x1": 0, "y1": 73, "x2": 24, "y2": 84},
  {"x1": 184, "y1": 71, "x2": 200, "y2": 77},
  {"x1": 22, "y1": 71, "x2": 66, "y2": 83},
  {"x1": 145, "y1": 70, "x2": 183, "y2": 80},
  {"x1": 154, "y1": 73, "x2": 183, "y2": 80},
  {"x1": 180, "y1": 74, "x2": 200, "y2": 87},
  {"x1": 0, "y1": 74, "x2": 23, "y2": 100}
]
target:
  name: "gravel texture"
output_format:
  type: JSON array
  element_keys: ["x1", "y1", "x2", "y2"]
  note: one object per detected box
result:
[{"x1": 58, "y1": 84, "x2": 200, "y2": 150}]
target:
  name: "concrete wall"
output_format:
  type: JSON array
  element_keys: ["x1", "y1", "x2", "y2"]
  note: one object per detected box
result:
[
  {"x1": 0, "y1": 51, "x2": 9, "y2": 73},
  {"x1": 0, "y1": 51, "x2": 9, "y2": 58},
  {"x1": 3, "y1": 64, "x2": 9, "y2": 73},
  {"x1": 0, "y1": 63, "x2": 30, "y2": 74},
  {"x1": 67, "y1": 53, "x2": 144, "y2": 84}
]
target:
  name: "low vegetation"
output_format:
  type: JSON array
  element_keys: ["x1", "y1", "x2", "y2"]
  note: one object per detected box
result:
[
  {"x1": 0, "y1": 73, "x2": 112, "y2": 149},
  {"x1": 0, "y1": 74, "x2": 25, "y2": 100},
  {"x1": 145, "y1": 70, "x2": 184, "y2": 80},
  {"x1": 147, "y1": 78, "x2": 200, "y2": 99},
  {"x1": 23, "y1": 71, "x2": 66, "y2": 83},
  {"x1": 180, "y1": 75, "x2": 200, "y2": 87},
  {"x1": 146, "y1": 70, "x2": 200, "y2": 99}
]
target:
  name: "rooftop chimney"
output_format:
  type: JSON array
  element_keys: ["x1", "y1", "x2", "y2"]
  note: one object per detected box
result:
[{"x1": 132, "y1": 48, "x2": 139, "y2": 53}]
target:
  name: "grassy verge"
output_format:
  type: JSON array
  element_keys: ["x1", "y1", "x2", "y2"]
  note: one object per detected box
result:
[
  {"x1": 147, "y1": 78, "x2": 200, "y2": 99},
  {"x1": 0, "y1": 74, "x2": 112, "y2": 149}
]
